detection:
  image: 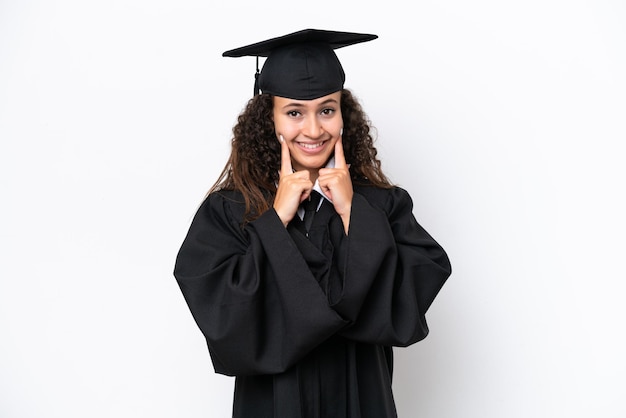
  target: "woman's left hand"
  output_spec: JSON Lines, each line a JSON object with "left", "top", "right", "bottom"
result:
{"left": 318, "top": 139, "right": 353, "bottom": 234}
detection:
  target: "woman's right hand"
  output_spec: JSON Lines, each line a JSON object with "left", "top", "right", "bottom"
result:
{"left": 273, "top": 135, "right": 313, "bottom": 227}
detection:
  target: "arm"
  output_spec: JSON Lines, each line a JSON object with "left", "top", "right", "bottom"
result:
{"left": 330, "top": 187, "right": 451, "bottom": 346}
{"left": 174, "top": 192, "right": 347, "bottom": 376}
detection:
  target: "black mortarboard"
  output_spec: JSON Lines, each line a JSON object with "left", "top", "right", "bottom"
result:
{"left": 222, "top": 29, "right": 378, "bottom": 100}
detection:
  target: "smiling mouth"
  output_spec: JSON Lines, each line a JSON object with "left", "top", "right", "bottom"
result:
{"left": 298, "top": 141, "right": 326, "bottom": 150}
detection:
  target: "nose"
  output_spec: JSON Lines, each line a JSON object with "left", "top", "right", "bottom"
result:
{"left": 301, "top": 114, "right": 323, "bottom": 139}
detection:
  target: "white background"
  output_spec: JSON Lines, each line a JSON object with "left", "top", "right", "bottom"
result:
{"left": 1, "top": 0, "right": 625, "bottom": 417}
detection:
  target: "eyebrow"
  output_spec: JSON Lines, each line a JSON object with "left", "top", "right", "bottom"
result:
{"left": 281, "top": 98, "right": 339, "bottom": 109}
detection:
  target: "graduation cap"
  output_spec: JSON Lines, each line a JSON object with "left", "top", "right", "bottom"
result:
{"left": 222, "top": 29, "right": 378, "bottom": 100}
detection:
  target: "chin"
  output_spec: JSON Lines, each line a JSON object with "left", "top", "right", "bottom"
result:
{"left": 297, "top": 154, "right": 333, "bottom": 170}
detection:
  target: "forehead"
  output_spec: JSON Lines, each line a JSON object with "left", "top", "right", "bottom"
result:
{"left": 273, "top": 91, "right": 342, "bottom": 108}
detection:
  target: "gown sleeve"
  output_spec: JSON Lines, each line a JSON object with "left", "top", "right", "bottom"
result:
{"left": 173, "top": 191, "right": 348, "bottom": 376}
{"left": 330, "top": 186, "right": 451, "bottom": 346}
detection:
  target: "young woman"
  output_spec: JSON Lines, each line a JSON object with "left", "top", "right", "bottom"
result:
{"left": 174, "top": 29, "right": 451, "bottom": 418}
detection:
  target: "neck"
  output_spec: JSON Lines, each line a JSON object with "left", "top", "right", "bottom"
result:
{"left": 307, "top": 168, "right": 320, "bottom": 185}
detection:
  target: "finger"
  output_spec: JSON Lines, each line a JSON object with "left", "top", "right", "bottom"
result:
{"left": 300, "top": 188, "right": 312, "bottom": 203}
{"left": 334, "top": 138, "right": 347, "bottom": 169}
{"left": 279, "top": 135, "right": 293, "bottom": 176}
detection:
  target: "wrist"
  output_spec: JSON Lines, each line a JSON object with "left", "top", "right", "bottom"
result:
{"left": 273, "top": 207, "right": 290, "bottom": 228}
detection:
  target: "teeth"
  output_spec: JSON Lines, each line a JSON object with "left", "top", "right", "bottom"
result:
{"left": 300, "top": 142, "right": 323, "bottom": 149}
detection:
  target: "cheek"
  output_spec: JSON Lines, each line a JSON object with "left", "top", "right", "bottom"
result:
{"left": 272, "top": 116, "right": 282, "bottom": 135}
{"left": 323, "top": 118, "right": 343, "bottom": 136}
{"left": 274, "top": 117, "right": 297, "bottom": 138}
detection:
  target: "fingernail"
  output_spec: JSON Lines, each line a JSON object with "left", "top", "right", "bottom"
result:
{"left": 340, "top": 128, "right": 343, "bottom": 136}
{"left": 279, "top": 135, "right": 284, "bottom": 143}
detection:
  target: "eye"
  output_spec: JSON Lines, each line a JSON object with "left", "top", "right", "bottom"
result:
{"left": 320, "top": 108, "right": 335, "bottom": 116}
{"left": 286, "top": 110, "right": 301, "bottom": 117}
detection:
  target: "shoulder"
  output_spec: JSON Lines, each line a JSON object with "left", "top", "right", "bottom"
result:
{"left": 353, "top": 185, "right": 414, "bottom": 215}
{"left": 195, "top": 189, "right": 247, "bottom": 226}
{"left": 206, "top": 189, "right": 245, "bottom": 207}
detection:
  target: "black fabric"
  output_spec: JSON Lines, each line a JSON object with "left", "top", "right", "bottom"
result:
{"left": 221, "top": 29, "right": 377, "bottom": 100}
{"left": 222, "top": 29, "right": 378, "bottom": 58}
{"left": 254, "top": 42, "right": 344, "bottom": 99}
{"left": 174, "top": 185, "right": 451, "bottom": 417}
{"left": 303, "top": 190, "right": 322, "bottom": 234}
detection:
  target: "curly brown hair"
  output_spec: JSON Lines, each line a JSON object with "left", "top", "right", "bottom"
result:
{"left": 209, "top": 89, "right": 392, "bottom": 222}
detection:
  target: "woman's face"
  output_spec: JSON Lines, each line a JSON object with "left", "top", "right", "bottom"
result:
{"left": 273, "top": 91, "right": 343, "bottom": 172}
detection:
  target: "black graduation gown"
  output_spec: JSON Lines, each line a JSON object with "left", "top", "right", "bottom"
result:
{"left": 174, "top": 185, "right": 451, "bottom": 418}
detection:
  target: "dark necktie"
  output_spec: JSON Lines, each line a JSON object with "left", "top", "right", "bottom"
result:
{"left": 302, "top": 190, "right": 322, "bottom": 234}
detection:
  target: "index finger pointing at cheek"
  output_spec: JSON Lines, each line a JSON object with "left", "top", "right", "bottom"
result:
{"left": 334, "top": 138, "right": 347, "bottom": 169}
{"left": 279, "top": 135, "right": 293, "bottom": 176}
